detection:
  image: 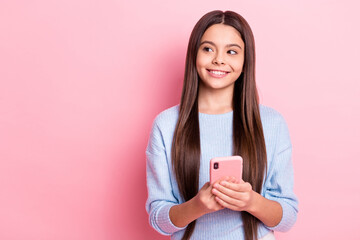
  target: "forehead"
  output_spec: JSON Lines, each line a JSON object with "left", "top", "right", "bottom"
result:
{"left": 201, "top": 24, "right": 244, "bottom": 46}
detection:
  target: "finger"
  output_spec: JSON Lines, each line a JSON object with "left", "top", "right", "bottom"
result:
{"left": 212, "top": 177, "right": 238, "bottom": 188}
{"left": 203, "top": 182, "right": 210, "bottom": 188}
{"left": 213, "top": 182, "right": 250, "bottom": 202}
{"left": 214, "top": 195, "right": 240, "bottom": 211}
{"left": 227, "top": 176, "right": 237, "bottom": 183}
{"left": 219, "top": 180, "right": 252, "bottom": 192}
{"left": 222, "top": 176, "right": 239, "bottom": 183}
{"left": 201, "top": 182, "right": 211, "bottom": 191}
{"left": 209, "top": 192, "right": 225, "bottom": 209}
{"left": 212, "top": 176, "right": 230, "bottom": 186}
{"left": 213, "top": 182, "right": 238, "bottom": 197}
{"left": 224, "top": 177, "right": 240, "bottom": 184}
{"left": 212, "top": 186, "right": 242, "bottom": 206}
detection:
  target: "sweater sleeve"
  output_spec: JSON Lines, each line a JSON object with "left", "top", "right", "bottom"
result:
{"left": 145, "top": 119, "right": 187, "bottom": 235}
{"left": 263, "top": 115, "right": 299, "bottom": 232}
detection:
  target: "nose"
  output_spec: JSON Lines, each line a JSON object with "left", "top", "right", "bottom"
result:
{"left": 212, "top": 52, "right": 225, "bottom": 65}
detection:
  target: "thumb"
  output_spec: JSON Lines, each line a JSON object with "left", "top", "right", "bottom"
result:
{"left": 201, "top": 182, "right": 210, "bottom": 190}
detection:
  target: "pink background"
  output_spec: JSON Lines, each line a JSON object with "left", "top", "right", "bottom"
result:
{"left": 1, "top": 0, "right": 359, "bottom": 239}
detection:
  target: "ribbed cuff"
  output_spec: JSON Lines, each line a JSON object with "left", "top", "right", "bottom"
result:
{"left": 265, "top": 199, "right": 296, "bottom": 232}
{"left": 156, "top": 204, "right": 188, "bottom": 234}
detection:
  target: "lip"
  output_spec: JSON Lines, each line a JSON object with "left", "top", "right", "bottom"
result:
{"left": 207, "top": 69, "right": 230, "bottom": 78}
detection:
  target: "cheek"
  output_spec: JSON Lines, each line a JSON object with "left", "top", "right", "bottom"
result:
{"left": 234, "top": 59, "right": 245, "bottom": 72}
{"left": 196, "top": 52, "right": 210, "bottom": 67}
{"left": 195, "top": 61, "right": 201, "bottom": 75}
{"left": 196, "top": 57, "right": 207, "bottom": 74}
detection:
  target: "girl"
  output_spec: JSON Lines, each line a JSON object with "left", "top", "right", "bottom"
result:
{"left": 145, "top": 10, "right": 298, "bottom": 240}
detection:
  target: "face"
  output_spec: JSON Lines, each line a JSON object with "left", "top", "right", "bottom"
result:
{"left": 196, "top": 24, "right": 245, "bottom": 92}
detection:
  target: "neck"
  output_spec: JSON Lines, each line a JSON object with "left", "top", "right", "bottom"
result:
{"left": 198, "top": 83, "right": 234, "bottom": 114}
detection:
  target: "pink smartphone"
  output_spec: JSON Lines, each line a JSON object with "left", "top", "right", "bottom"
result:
{"left": 210, "top": 156, "right": 243, "bottom": 184}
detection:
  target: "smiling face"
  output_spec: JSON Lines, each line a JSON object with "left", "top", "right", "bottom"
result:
{"left": 196, "top": 24, "right": 245, "bottom": 93}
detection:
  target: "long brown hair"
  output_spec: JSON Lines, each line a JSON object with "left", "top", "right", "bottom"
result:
{"left": 171, "top": 10, "right": 267, "bottom": 240}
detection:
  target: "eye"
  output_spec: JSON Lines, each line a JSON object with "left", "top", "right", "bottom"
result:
{"left": 228, "top": 50, "right": 237, "bottom": 55}
{"left": 203, "top": 47, "right": 213, "bottom": 52}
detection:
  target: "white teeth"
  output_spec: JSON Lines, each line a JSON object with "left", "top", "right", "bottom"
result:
{"left": 210, "top": 71, "right": 227, "bottom": 75}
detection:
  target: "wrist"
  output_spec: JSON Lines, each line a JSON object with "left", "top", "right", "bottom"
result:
{"left": 246, "top": 190, "right": 262, "bottom": 214}
{"left": 191, "top": 195, "right": 208, "bottom": 217}
{"left": 170, "top": 200, "right": 198, "bottom": 228}
{"left": 243, "top": 192, "right": 283, "bottom": 227}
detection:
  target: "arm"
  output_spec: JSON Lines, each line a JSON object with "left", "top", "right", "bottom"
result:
{"left": 262, "top": 144, "right": 299, "bottom": 232}
{"left": 212, "top": 179, "right": 282, "bottom": 227}
{"left": 145, "top": 120, "right": 223, "bottom": 234}
{"left": 212, "top": 115, "right": 298, "bottom": 231}
{"left": 169, "top": 182, "right": 224, "bottom": 228}
{"left": 262, "top": 115, "right": 299, "bottom": 231}
{"left": 145, "top": 120, "right": 186, "bottom": 235}
{"left": 249, "top": 191, "right": 283, "bottom": 227}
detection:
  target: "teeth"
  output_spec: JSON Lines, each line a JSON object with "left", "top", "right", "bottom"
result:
{"left": 211, "top": 71, "right": 227, "bottom": 75}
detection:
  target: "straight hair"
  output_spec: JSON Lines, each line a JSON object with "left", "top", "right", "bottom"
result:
{"left": 171, "top": 10, "right": 267, "bottom": 240}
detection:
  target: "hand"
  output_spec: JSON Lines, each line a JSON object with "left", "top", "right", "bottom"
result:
{"left": 211, "top": 176, "right": 256, "bottom": 212}
{"left": 169, "top": 182, "right": 224, "bottom": 228}
{"left": 194, "top": 182, "right": 224, "bottom": 215}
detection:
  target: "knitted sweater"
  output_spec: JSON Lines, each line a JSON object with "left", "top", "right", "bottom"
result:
{"left": 145, "top": 104, "right": 298, "bottom": 239}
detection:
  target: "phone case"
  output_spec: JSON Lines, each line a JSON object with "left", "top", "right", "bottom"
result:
{"left": 210, "top": 156, "right": 243, "bottom": 184}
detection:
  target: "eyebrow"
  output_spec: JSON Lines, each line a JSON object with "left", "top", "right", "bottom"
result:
{"left": 199, "top": 40, "right": 243, "bottom": 49}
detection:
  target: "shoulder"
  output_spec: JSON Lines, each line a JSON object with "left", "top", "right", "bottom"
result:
{"left": 259, "top": 104, "right": 287, "bottom": 128}
{"left": 259, "top": 104, "right": 292, "bottom": 150}
{"left": 147, "top": 105, "right": 179, "bottom": 151}
{"left": 152, "top": 104, "right": 179, "bottom": 127}
{"left": 150, "top": 104, "right": 180, "bottom": 138}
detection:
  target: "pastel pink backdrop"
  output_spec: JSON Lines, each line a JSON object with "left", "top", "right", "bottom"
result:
{"left": 0, "top": 0, "right": 359, "bottom": 239}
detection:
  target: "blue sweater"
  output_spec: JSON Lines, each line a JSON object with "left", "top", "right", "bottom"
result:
{"left": 145, "top": 104, "right": 298, "bottom": 239}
